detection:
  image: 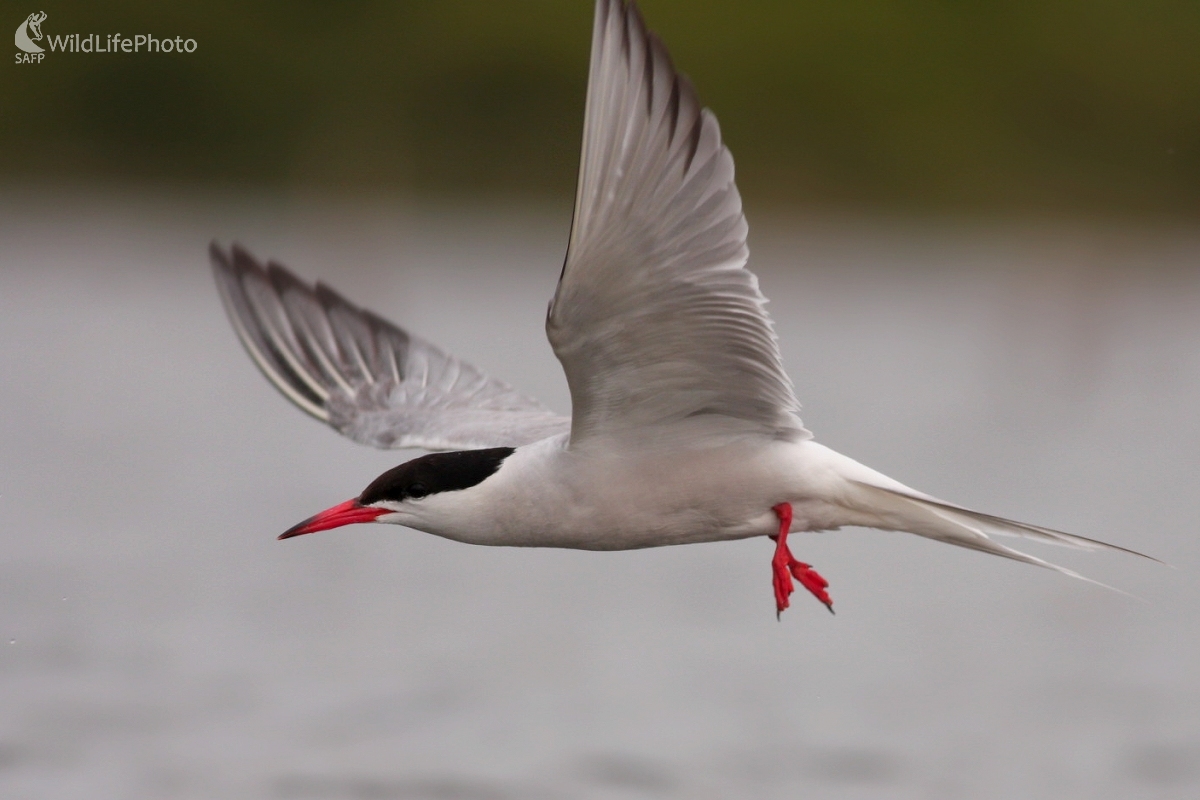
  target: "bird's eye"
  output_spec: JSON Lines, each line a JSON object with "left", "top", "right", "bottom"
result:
{"left": 407, "top": 483, "right": 429, "bottom": 499}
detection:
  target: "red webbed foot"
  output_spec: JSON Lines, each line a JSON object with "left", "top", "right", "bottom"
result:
{"left": 790, "top": 560, "right": 832, "bottom": 612}
{"left": 770, "top": 503, "right": 834, "bottom": 617}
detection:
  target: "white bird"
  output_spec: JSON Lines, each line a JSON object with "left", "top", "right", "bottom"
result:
{"left": 211, "top": 0, "right": 1152, "bottom": 616}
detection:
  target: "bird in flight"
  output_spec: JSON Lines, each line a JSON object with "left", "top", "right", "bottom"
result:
{"left": 211, "top": 0, "right": 1151, "bottom": 617}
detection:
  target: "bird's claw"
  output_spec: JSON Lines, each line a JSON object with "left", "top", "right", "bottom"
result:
{"left": 771, "top": 502, "right": 833, "bottom": 616}
{"left": 791, "top": 560, "right": 834, "bottom": 613}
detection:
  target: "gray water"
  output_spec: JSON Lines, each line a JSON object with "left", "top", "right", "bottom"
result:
{"left": 1, "top": 192, "right": 1197, "bottom": 799}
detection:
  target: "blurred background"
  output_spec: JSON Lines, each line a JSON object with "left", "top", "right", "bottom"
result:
{"left": 3, "top": 0, "right": 1199, "bottom": 215}
{"left": 1, "top": 1, "right": 1198, "bottom": 798}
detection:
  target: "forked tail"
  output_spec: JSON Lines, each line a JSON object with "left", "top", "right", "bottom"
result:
{"left": 849, "top": 479, "right": 1160, "bottom": 595}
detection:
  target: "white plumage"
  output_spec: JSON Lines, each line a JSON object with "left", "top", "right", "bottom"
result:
{"left": 212, "top": 0, "right": 1153, "bottom": 614}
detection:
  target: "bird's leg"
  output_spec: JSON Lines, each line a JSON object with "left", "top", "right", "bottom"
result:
{"left": 770, "top": 502, "right": 834, "bottom": 617}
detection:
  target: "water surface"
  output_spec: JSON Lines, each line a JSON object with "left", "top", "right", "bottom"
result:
{"left": 1, "top": 193, "right": 1196, "bottom": 799}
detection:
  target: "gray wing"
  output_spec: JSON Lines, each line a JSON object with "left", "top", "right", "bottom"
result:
{"left": 211, "top": 244, "right": 569, "bottom": 450}
{"left": 547, "top": 0, "right": 808, "bottom": 447}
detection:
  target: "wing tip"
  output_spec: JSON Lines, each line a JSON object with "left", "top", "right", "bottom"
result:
{"left": 208, "top": 242, "right": 333, "bottom": 423}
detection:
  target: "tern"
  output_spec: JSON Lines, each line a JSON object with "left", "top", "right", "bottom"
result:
{"left": 211, "top": 0, "right": 1151, "bottom": 616}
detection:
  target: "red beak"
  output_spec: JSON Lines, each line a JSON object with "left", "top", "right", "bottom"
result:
{"left": 279, "top": 499, "right": 389, "bottom": 540}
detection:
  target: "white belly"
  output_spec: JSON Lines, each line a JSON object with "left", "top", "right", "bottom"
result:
{"left": 411, "top": 436, "right": 862, "bottom": 551}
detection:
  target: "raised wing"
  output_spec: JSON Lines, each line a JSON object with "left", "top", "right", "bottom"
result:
{"left": 211, "top": 244, "right": 569, "bottom": 450}
{"left": 547, "top": 0, "right": 808, "bottom": 447}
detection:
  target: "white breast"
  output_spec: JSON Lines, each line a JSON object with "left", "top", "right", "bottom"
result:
{"left": 401, "top": 435, "right": 869, "bottom": 551}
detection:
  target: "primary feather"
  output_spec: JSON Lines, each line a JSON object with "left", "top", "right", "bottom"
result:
{"left": 211, "top": 243, "right": 569, "bottom": 451}
{"left": 548, "top": 0, "right": 807, "bottom": 447}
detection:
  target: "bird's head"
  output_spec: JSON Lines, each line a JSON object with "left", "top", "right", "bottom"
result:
{"left": 278, "top": 447, "right": 515, "bottom": 539}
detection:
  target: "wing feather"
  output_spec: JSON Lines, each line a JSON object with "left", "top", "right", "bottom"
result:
{"left": 211, "top": 243, "right": 569, "bottom": 450}
{"left": 548, "top": 0, "right": 807, "bottom": 448}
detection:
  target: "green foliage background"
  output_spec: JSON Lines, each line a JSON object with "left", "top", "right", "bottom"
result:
{"left": 4, "top": 1, "right": 1198, "bottom": 215}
